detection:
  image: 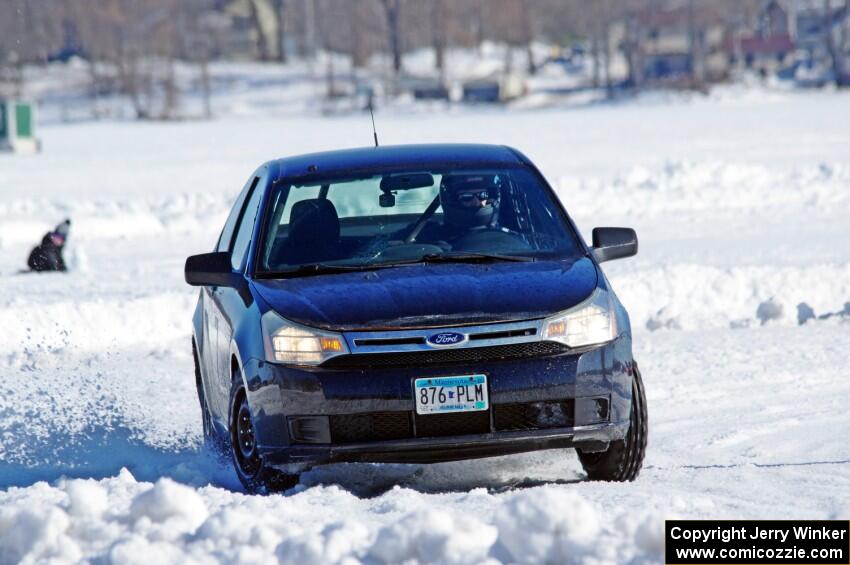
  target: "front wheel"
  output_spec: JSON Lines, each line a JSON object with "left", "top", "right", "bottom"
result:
{"left": 578, "top": 364, "right": 648, "bottom": 481}
{"left": 229, "top": 375, "right": 299, "bottom": 494}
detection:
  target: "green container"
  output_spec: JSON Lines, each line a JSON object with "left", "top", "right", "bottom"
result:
{"left": 0, "top": 99, "right": 38, "bottom": 152}
{"left": 15, "top": 103, "right": 32, "bottom": 138}
{"left": 0, "top": 101, "right": 7, "bottom": 140}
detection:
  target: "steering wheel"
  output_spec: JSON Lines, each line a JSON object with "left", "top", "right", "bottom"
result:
{"left": 450, "top": 227, "right": 532, "bottom": 253}
{"left": 405, "top": 195, "right": 441, "bottom": 244}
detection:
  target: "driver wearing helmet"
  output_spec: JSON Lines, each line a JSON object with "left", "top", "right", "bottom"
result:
{"left": 440, "top": 173, "right": 501, "bottom": 231}
{"left": 415, "top": 173, "right": 504, "bottom": 246}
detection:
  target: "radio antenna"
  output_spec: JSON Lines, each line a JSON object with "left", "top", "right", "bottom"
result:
{"left": 368, "top": 97, "right": 379, "bottom": 147}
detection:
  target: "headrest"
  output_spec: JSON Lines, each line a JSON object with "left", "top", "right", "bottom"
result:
{"left": 288, "top": 199, "right": 340, "bottom": 245}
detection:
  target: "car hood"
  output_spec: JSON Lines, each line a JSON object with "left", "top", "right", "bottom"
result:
{"left": 252, "top": 257, "right": 598, "bottom": 331}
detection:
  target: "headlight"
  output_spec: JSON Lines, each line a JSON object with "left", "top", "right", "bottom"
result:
{"left": 542, "top": 288, "right": 618, "bottom": 348}
{"left": 261, "top": 311, "right": 349, "bottom": 365}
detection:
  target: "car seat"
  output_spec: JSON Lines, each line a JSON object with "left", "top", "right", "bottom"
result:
{"left": 271, "top": 198, "right": 340, "bottom": 266}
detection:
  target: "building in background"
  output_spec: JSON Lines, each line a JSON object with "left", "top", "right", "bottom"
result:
{"left": 613, "top": 2, "right": 732, "bottom": 88}
{"left": 725, "top": 1, "right": 796, "bottom": 76}
{"left": 0, "top": 99, "right": 40, "bottom": 153}
{"left": 795, "top": 1, "right": 850, "bottom": 83}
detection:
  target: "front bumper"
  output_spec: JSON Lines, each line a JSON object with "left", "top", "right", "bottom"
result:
{"left": 262, "top": 423, "right": 627, "bottom": 470}
{"left": 242, "top": 335, "right": 635, "bottom": 471}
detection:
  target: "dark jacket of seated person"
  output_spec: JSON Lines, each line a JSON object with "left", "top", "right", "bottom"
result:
{"left": 28, "top": 219, "right": 71, "bottom": 272}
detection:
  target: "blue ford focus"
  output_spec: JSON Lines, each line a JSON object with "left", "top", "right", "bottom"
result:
{"left": 185, "top": 144, "right": 646, "bottom": 492}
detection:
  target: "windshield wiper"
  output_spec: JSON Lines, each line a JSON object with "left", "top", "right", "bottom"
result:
{"left": 425, "top": 252, "right": 534, "bottom": 263}
{"left": 255, "top": 253, "right": 534, "bottom": 279}
{"left": 255, "top": 263, "right": 394, "bottom": 279}
{"left": 382, "top": 253, "right": 535, "bottom": 266}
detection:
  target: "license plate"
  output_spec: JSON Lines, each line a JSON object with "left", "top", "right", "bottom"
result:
{"left": 414, "top": 375, "right": 488, "bottom": 415}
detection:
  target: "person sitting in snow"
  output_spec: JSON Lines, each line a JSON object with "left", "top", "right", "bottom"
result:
{"left": 27, "top": 219, "right": 71, "bottom": 272}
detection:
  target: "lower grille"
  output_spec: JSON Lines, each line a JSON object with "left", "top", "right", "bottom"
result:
{"left": 329, "top": 411, "right": 412, "bottom": 443}
{"left": 322, "top": 341, "right": 569, "bottom": 369}
{"left": 414, "top": 410, "right": 490, "bottom": 438}
{"left": 494, "top": 400, "right": 574, "bottom": 431}
{"left": 323, "top": 399, "right": 576, "bottom": 444}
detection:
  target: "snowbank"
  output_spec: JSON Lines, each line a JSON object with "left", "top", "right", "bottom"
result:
{"left": 0, "top": 191, "right": 230, "bottom": 247}
{"left": 4, "top": 160, "right": 847, "bottom": 335}
{"left": 558, "top": 160, "right": 850, "bottom": 219}
{"left": 0, "top": 471, "right": 665, "bottom": 564}
{"left": 618, "top": 262, "right": 850, "bottom": 331}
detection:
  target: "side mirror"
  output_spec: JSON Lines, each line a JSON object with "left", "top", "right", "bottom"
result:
{"left": 592, "top": 227, "right": 638, "bottom": 263}
{"left": 185, "top": 252, "right": 240, "bottom": 287}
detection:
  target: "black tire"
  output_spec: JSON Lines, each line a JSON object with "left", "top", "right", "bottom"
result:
{"left": 193, "top": 341, "right": 227, "bottom": 459}
{"left": 578, "top": 363, "right": 648, "bottom": 482}
{"left": 228, "top": 371, "right": 299, "bottom": 494}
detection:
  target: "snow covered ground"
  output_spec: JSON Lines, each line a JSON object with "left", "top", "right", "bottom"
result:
{"left": 1, "top": 86, "right": 849, "bottom": 563}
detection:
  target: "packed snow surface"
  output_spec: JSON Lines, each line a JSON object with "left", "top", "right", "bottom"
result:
{"left": 1, "top": 86, "right": 849, "bottom": 564}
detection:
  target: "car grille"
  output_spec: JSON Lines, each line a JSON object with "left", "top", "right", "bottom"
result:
{"left": 322, "top": 342, "right": 569, "bottom": 369}
{"left": 329, "top": 412, "right": 412, "bottom": 443}
{"left": 493, "top": 400, "right": 574, "bottom": 431}
{"left": 414, "top": 410, "right": 490, "bottom": 438}
{"left": 325, "top": 400, "right": 574, "bottom": 444}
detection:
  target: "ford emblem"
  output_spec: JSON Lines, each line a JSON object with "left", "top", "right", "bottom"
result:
{"left": 426, "top": 331, "right": 467, "bottom": 347}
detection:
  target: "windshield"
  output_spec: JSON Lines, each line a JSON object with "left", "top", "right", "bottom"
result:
{"left": 256, "top": 166, "right": 583, "bottom": 275}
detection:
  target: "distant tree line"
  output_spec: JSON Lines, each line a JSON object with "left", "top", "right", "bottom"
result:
{"left": 0, "top": 0, "right": 846, "bottom": 119}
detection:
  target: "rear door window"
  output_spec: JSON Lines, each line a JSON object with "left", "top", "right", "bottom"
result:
{"left": 217, "top": 182, "right": 251, "bottom": 252}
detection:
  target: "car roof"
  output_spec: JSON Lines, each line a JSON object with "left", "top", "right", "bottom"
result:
{"left": 271, "top": 144, "right": 530, "bottom": 180}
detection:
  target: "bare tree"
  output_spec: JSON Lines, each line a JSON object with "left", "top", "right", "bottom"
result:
{"left": 0, "top": 0, "right": 67, "bottom": 96}
{"left": 303, "top": 0, "right": 317, "bottom": 59}
{"left": 66, "top": 0, "right": 187, "bottom": 120}
{"left": 348, "top": 0, "right": 383, "bottom": 69}
{"left": 0, "top": 1, "right": 22, "bottom": 97}
{"left": 3, "top": 0, "right": 802, "bottom": 114}
{"left": 380, "top": 0, "right": 404, "bottom": 76}
{"left": 824, "top": 0, "right": 850, "bottom": 87}
{"left": 430, "top": 0, "right": 447, "bottom": 82}
{"left": 522, "top": 0, "right": 537, "bottom": 75}
{"left": 272, "top": 0, "right": 288, "bottom": 63}
{"left": 180, "top": 0, "right": 219, "bottom": 118}
{"left": 314, "top": 0, "right": 351, "bottom": 98}
{"left": 247, "top": 0, "right": 273, "bottom": 61}
{"left": 586, "top": 0, "right": 615, "bottom": 93}
{"left": 472, "top": 0, "right": 486, "bottom": 54}
{"left": 687, "top": 0, "right": 706, "bottom": 89}
{"left": 618, "top": 0, "right": 653, "bottom": 91}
